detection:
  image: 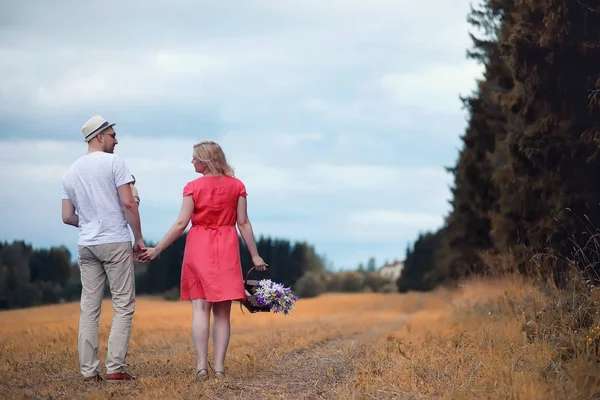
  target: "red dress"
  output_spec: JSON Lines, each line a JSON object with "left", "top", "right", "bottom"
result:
{"left": 180, "top": 175, "right": 247, "bottom": 302}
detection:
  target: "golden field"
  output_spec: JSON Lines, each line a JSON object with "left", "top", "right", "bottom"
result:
{"left": 1, "top": 276, "right": 599, "bottom": 399}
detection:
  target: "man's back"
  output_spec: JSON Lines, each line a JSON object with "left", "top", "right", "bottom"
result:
{"left": 65, "top": 115, "right": 141, "bottom": 382}
{"left": 61, "top": 152, "right": 133, "bottom": 246}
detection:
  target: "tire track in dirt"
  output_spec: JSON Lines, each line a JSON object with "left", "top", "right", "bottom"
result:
{"left": 212, "top": 318, "right": 407, "bottom": 400}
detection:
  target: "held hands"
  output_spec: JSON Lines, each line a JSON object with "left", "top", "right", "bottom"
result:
{"left": 136, "top": 247, "right": 160, "bottom": 263}
{"left": 252, "top": 255, "right": 268, "bottom": 271}
{"left": 133, "top": 238, "right": 146, "bottom": 263}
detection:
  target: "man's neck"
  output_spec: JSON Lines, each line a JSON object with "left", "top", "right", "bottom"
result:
{"left": 87, "top": 145, "right": 104, "bottom": 154}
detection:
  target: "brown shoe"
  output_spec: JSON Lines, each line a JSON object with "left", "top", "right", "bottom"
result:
{"left": 106, "top": 371, "right": 136, "bottom": 382}
{"left": 83, "top": 374, "right": 103, "bottom": 382}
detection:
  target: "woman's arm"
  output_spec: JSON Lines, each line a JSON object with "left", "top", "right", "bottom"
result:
{"left": 142, "top": 196, "right": 194, "bottom": 261}
{"left": 236, "top": 196, "right": 267, "bottom": 270}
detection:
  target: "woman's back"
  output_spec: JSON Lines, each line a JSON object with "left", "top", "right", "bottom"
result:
{"left": 183, "top": 175, "right": 248, "bottom": 227}
{"left": 137, "top": 139, "right": 266, "bottom": 381}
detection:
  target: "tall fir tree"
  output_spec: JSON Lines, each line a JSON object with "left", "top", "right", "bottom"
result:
{"left": 432, "top": 0, "right": 515, "bottom": 281}
{"left": 490, "top": 0, "right": 600, "bottom": 281}
{"left": 397, "top": 232, "right": 441, "bottom": 292}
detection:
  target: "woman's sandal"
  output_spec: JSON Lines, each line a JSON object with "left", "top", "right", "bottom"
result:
{"left": 208, "top": 362, "right": 226, "bottom": 379}
{"left": 214, "top": 371, "right": 226, "bottom": 379}
{"left": 196, "top": 368, "right": 209, "bottom": 381}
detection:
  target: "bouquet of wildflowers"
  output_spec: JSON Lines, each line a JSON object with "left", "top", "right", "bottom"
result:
{"left": 250, "top": 279, "right": 298, "bottom": 315}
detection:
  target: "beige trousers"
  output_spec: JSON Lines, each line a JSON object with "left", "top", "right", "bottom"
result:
{"left": 77, "top": 242, "right": 136, "bottom": 377}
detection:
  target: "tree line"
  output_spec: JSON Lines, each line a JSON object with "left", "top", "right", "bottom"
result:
{"left": 397, "top": 0, "right": 600, "bottom": 292}
{"left": 0, "top": 236, "right": 395, "bottom": 310}
{"left": 0, "top": 241, "right": 80, "bottom": 309}
{"left": 0, "top": 236, "right": 326, "bottom": 310}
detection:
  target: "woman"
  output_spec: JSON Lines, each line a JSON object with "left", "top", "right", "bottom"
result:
{"left": 130, "top": 174, "right": 140, "bottom": 205}
{"left": 139, "top": 140, "right": 267, "bottom": 380}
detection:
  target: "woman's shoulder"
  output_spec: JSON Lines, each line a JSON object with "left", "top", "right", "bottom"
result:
{"left": 229, "top": 176, "right": 247, "bottom": 196}
{"left": 186, "top": 175, "right": 244, "bottom": 186}
{"left": 183, "top": 175, "right": 246, "bottom": 196}
{"left": 228, "top": 175, "right": 245, "bottom": 184}
{"left": 210, "top": 175, "right": 246, "bottom": 195}
{"left": 182, "top": 177, "right": 204, "bottom": 196}
{"left": 185, "top": 177, "right": 204, "bottom": 186}
{"left": 204, "top": 175, "right": 244, "bottom": 185}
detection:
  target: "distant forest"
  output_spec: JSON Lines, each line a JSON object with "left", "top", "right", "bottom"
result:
{"left": 0, "top": 236, "right": 322, "bottom": 309}
{"left": 0, "top": 236, "right": 396, "bottom": 310}
{"left": 398, "top": 0, "right": 600, "bottom": 291}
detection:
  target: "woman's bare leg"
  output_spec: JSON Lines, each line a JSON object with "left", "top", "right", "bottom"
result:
{"left": 211, "top": 301, "right": 232, "bottom": 373}
{"left": 191, "top": 299, "right": 212, "bottom": 376}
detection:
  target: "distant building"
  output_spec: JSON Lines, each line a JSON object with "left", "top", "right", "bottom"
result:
{"left": 379, "top": 260, "right": 404, "bottom": 281}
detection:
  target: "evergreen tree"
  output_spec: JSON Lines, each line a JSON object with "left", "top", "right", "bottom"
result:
{"left": 396, "top": 232, "right": 441, "bottom": 292}
{"left": 432, "top": 0, "right": 515, "bottom": 282}
{"left": 490, "top": 0, "right": 600, "bottom": 281}
{"left": 142, "top": 235, "right": 187, "bottom": 293}
{"left": 366, "top": 257, "right": 377, "bottom": 272}
{"left": 29, "top": 246, "right": 72, "bottom": 285}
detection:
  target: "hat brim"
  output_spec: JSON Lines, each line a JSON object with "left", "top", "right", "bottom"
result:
{"left": 84, "top": 122, "right": 116, "bottom": 142}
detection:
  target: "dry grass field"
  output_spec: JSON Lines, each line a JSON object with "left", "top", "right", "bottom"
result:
{"left": 1, "top": 275, "right": 599, "bottom": 399}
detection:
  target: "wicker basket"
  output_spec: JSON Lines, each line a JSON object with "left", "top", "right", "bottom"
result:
{"left": 240, "top": 266, "right": 271, "bottom": 314}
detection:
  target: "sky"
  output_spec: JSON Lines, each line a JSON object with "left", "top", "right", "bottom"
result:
{"left": 0, "top": 0, "right": 484, "bottom": 270}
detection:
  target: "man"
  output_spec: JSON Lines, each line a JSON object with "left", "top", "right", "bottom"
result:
{"left": 61, "top": 115, "right": 144, "bottom": 382}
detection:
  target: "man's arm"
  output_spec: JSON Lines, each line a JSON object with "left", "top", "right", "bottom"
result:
{"left": 113, "top": 155, "right": 144, "bottom": 255}
{"left": 61, "top": 199, "right": 79, "bottom": 227}
{"left": 117, "top": 184, "right": 143, "bottom": 241}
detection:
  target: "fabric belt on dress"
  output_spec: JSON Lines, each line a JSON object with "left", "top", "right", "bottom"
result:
{"left": 192, "top": 224, "right": 230, "bottom": 229}
{"left": 193, "top": 225, "right": 230, "bottom": 270}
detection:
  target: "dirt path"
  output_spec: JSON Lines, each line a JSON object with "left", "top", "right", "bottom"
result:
{"left": 212, "top": 318, "right": 407, "bottom": 400}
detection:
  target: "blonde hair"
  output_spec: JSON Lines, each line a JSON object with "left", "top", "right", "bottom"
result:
{"left": 193, "top": 140, "right": 235, "bottom": 176}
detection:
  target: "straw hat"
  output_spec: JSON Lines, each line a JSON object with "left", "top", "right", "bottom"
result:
{"left": 81, "top": 115, "right": 116, "bottom": 142}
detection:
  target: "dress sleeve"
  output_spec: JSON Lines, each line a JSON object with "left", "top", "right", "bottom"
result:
{"left": 238, "top": 180, "right": 248, "bottom": 197}
{"left": 183, "top": 181, "right": 194, "bottom": 196}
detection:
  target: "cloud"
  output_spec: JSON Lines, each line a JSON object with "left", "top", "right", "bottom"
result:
{"left": 379, "top": 61, "right": 484, "bottom": 114}
{"left": 34, "top": 51, "right": 226, "bottom": 109}
{"left": 0, "top": 0, "right": 478, "bottom": 119}
{"left": 350, "top": 210, "right": 443, "bottom": 229}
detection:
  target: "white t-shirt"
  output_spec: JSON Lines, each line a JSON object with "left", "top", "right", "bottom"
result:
{"left": 61, "top": 152, "right": 134, "bottom": 246}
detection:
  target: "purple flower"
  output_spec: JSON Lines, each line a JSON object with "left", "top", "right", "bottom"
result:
{"left": 256, "top": 295, "right": 267, "bottom": 306}
{"left": 253, "top": 278, "right": 298, "bottom": 315}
